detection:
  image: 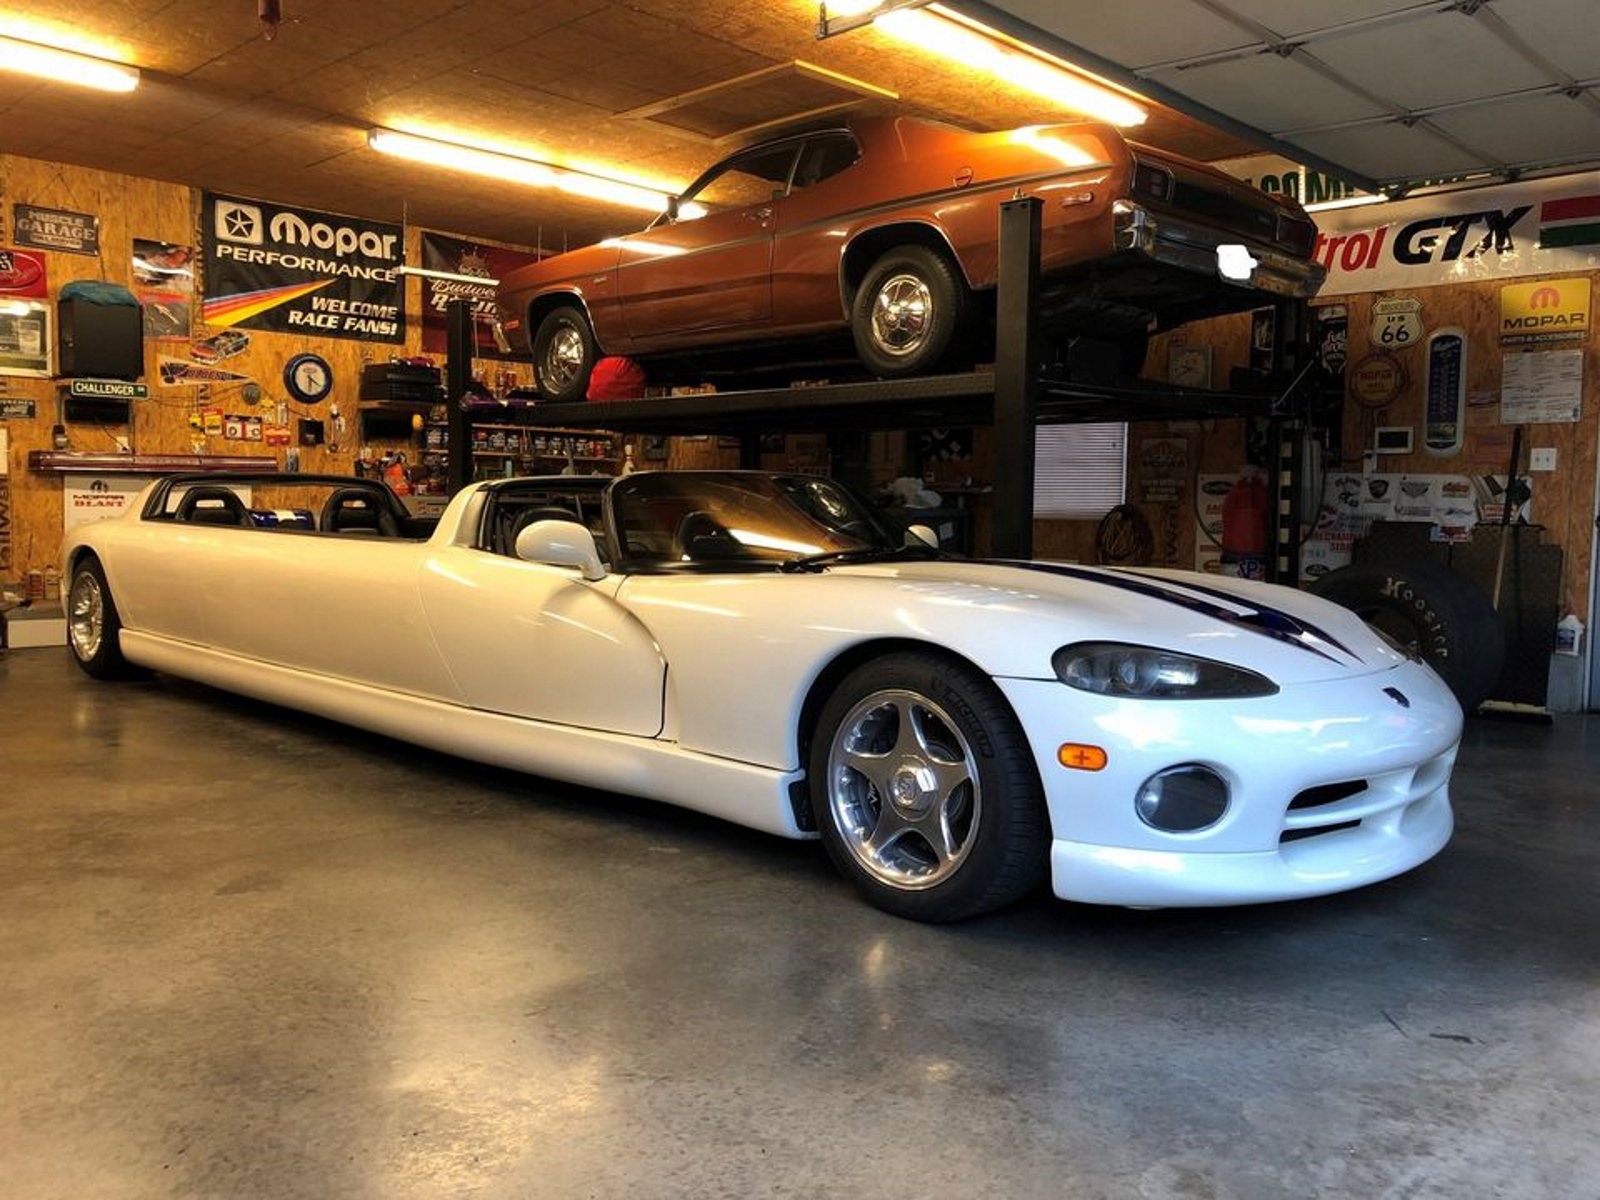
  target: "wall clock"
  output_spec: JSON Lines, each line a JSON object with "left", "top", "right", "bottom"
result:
{"left": 284, "top": 353, "right": 333, "bottom": 403}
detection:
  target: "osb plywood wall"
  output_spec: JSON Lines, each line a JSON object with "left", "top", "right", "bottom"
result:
{"left": 0, "top": 152, "right": 535, "bottom": 580}
{"left": 1138, "top": 277, "right": 1597, "bottom": 623}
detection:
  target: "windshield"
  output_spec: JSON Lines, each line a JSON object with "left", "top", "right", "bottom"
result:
{"left": 608, "top": 472, "right": 906, "bottom": 567}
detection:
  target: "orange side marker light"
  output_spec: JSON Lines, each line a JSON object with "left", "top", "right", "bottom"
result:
{"left": 1058, "top": 743, "right": 1108, "bottom": 771}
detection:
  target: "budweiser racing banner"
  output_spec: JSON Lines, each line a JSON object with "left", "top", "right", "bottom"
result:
{"left": 418, "top": 232, "right": 540, "bottom": 359}
{"left": 1311, "top": 171, "right": 1600, "bottom": 297}
{"left": 201, "top": 193, "right": 404, "bottom": 343}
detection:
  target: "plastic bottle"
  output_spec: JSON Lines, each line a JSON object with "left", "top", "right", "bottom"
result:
{"left": 1554, "top": 613, "right": 1583, "bottom": 657}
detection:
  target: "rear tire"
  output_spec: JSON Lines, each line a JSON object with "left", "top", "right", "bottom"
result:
{"left": 809, "top": 651, "right": 1048, "bottom": 921}
{"left": 67, "top": 556, "right": 141, "bottom": 680}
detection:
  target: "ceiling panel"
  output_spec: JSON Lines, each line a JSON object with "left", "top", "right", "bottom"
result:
{"left": 971, "top": 0, "right": 1600, "bottom": 192}
{"left": 4, "top": 0, "right": 1596, "bottom": 259}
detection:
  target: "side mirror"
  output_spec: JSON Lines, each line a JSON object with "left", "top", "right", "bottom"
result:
{"left": 905, "top": 524, "right": 939, "bottom": 549}
{"left": 514, "top": 520, "right": 607, "bottom": 581}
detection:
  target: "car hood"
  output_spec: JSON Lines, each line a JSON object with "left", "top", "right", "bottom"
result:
{"left": 832, "top": 559, "right": 1409, "bottom": 687}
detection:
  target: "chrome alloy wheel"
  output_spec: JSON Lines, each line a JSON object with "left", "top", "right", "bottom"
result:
{"left": 825, "top": 687, "right": 982, "bottom": 890}
{"left": 541, "top": 322, "right": 587, "bottom": 393}
{"left": 867, "top": 272, "right": 934, "bottom": 359}
{"left": 68, "top": 568, "right": 105, "bottom": 663}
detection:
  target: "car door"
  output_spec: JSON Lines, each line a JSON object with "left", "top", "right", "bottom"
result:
{"left": 616, "top": 141, "right": 801, "bottom": 345}
{"left": 417, "top": 547, "right": 665, "bottom": 737}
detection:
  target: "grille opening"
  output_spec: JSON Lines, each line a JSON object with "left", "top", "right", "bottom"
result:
{"left": 1281, "top": 819, "right": 1362, "bottom": 844}
{"left": 1288, "top": 780, "right": 1367, "bottom": 811}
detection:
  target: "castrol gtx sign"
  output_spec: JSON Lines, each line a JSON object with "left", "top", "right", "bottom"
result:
{"left": 1311, "top": 172, "right": 1600, "bottom": 296}
{"left": 201, "top": 193, "right": 404, "bottom": 343}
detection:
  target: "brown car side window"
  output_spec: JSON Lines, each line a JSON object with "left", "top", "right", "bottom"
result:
{"left": 793, "top": 133, "right": 859, "bottom": 190}
{"left": 684, "top": 144, "right": 801, "bottom": 215}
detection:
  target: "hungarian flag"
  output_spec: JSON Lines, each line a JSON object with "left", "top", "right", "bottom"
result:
{"left": 1539, "top": 194, "right": 1600, "bottom": 249}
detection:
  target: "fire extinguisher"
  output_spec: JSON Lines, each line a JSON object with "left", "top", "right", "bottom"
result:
{"left": 1220, "top": 466, "right": 1268, "bottom": 577}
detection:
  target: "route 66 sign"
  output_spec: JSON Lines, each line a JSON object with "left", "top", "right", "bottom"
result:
{"left": 1371, "top": 297, "right": 1424, "bottom": 349}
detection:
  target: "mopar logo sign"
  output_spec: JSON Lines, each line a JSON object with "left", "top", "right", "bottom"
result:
{"left": 214, "top": 201, "right": 264, "bottom": 245}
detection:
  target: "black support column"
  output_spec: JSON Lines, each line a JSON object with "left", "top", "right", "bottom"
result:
{"left": 445, "top": 299, "right": 473, "bottom": 495}
{"left": 992, "top": 198, "right": 1040, "bottom": 560}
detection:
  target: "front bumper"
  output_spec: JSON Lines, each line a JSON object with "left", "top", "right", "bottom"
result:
{"left": 1114, "top": 202, "right": 1327, "bottom": 299}
{"left": 996, "top": 659, "right": 1462, "bottom": 907}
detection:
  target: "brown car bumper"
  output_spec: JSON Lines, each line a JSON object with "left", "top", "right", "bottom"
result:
{"left": 1114, "top": 201, "right": 1327, "bottom": 299}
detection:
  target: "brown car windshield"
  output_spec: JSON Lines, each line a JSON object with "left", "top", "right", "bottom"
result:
{"left": 609, "top": 472, "right": 912, "bottom": 569}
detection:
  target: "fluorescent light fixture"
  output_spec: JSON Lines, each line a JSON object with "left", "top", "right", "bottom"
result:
{"left": 820, "top": 3, "right": 1145, "bottom": 127}
{"left": 0, "top": 33, "right": 139, "bottom": 92}
{"left": 395, "top": 265, "right": 500, "bottom": 286}
{"left": 367, "top": 128, "right": 674, "bottom": 213}
{"left": 1303, "top": 193, "right": 1387, "bottom": 213}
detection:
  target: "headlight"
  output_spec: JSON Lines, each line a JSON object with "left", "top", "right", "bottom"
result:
{"left": 1052, "top": 642, "right": 1278, "bottom": 699}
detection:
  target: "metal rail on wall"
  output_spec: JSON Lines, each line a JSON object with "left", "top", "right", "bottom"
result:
{"left": 453, "top": 204, "right": 1314, "bottom": 574}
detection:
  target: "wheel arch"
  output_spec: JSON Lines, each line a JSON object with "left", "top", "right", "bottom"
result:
{"left": 792, "top": 635, "right": 1041, "bottom": 826}
{"left": 524, "top": 290, "right": 605, "bottom": 354}
{"left": 839, "top": 222, "right": 971, "bottom": 316}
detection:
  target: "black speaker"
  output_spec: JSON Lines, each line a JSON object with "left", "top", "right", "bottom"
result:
{"left": 58, "top": 299, "right": 144, "bottom": 380}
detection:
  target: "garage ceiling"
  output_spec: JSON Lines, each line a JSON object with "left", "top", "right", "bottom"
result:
{"left": 1, "top": 1, "right": 1595, "bottom": 257}
{"left": 973, "top": 0, "right": 1600, "bottom": 195}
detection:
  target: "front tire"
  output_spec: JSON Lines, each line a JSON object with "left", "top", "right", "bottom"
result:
{"left": 850, "top": 245, "right": 965, "bottom": 377}
{"left": 809, "top": 651, "right": 1048, "bottom": 921}
{"left": 532, "top": 304, "right": 597, "bottom": 403}
{"left": 67, "top": 556, "right": 140, "bottom": 680}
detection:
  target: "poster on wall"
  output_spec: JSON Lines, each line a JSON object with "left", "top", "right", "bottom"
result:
{"left": 0, "top": 246, "right": 52, "bottom": 377}
{"left": 63, "top": 477, "right": 152, "bottom": 531}
{"left": 0, "top": 300, "right": 50, "bottom": 378}
{"left": 1501, "top": 348, "right": 1583, "bottom": 424}
{"left": 1309, "top": 171, "right": 1600, "bottom": 295}
{"left": 201, "top": 193, "right": 404, "bottom": 343}
{"left": 418, "top": 232, "right": 539, "bottom": 358}
{"left": 12, "top": 204, "right": 100, "bottom": 256}
{"left": 132, "top": 240, "right": 194, "bottom": 341}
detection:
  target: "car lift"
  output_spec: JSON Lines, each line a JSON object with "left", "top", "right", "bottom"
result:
{"left": 443, "top": 199, "right": 1319, "bottom": 582}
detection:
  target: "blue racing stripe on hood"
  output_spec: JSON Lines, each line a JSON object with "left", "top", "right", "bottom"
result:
{"left": 983, "top": 560, "right": 1361, "bottom": 665}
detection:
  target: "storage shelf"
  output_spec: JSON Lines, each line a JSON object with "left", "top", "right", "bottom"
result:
{"left": 28, "top": 451, "right": 278, "bottom": 475}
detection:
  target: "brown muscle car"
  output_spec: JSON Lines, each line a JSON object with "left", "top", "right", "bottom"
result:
{"left": 495, "top": 115, "right": 1325, "bottom": 402}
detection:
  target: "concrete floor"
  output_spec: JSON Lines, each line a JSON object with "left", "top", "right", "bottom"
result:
{"left": 2, "top": 647, "right": 1596, "bottom": 1200}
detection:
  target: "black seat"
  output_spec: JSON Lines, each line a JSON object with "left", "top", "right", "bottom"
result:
{"left": 673, "top": 510, "right": 742, "bottom": 561}
{"left": 320, "top": 488, "right": 400, "bottom": 536}
{"left": 176, "top": 486, "right": 251, "bottom": 527}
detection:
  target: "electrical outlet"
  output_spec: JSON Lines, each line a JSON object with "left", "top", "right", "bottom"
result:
{"left": 1530, "top": 447, "right": 1558, "bottom": 472}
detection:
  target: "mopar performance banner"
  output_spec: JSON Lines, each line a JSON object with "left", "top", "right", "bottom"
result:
{"left": 202, "top": 193, "right": 403, "bottom": 343}
{"left": 418, "top": 232, "right": 540, "bottom": 358}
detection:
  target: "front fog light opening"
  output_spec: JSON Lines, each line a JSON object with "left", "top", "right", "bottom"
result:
{"left": 1135, "top": 765, "right": 1230, "bottom": 833}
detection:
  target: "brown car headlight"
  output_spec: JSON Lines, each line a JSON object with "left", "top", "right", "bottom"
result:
{"left": 1053, "top": 642, "right": 1278, "bottom": 699}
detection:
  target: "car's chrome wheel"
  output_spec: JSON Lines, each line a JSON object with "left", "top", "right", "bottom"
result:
{"left": 867, "top": 273, "right": 935, "bottom": 360}
{"left": 65, "top": 556, "right": 138, "bottom": 680}
{"left": 68, "top": 568, "right": 105, "bottom": 663}
{"left": 850, "top": 245, "right": 966, "bottom": 378}
{"left": 826, "top": 687, "right": 981, "bottom": 890}
{"left": 532, "top": 304, "right": 597, "bottom": 403}
{"left": 809, "top": 651, "right": 1047, "bottom": 921}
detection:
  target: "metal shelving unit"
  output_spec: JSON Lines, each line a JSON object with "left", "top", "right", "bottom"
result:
{"left": 446, "top": 201, "right": 1311, "bottom": 575}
